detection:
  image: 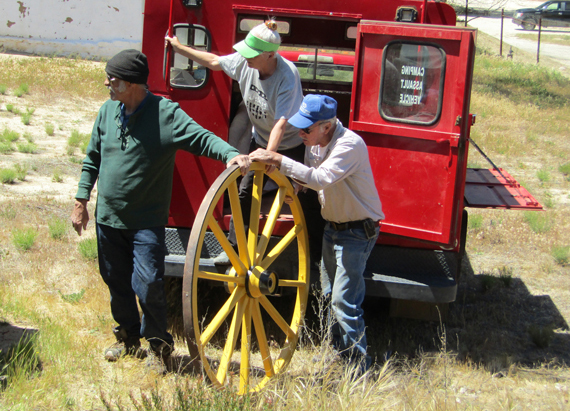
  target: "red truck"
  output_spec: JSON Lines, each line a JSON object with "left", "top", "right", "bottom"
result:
{"left": 142, "top": 0, "right": 541, "bottom": 393}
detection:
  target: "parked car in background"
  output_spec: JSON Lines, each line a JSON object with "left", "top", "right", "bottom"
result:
{"left": 512, "top": 0, "right": 570, "bottom": 30}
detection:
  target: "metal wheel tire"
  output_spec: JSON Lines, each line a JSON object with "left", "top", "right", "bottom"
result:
{"left": 521, "top": 19, "right": 536, "bottom": 30}
{"left": 182, "top": 162, "right": 310, "bottom": 394}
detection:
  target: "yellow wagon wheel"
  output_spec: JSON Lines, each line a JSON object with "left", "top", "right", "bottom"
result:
{"left": 182, "top": 162, "right": 310, "bottom": 394}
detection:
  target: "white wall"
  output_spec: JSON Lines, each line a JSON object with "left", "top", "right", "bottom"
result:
{"left": 0, "top": 0, "right": 144, "bottom": 59}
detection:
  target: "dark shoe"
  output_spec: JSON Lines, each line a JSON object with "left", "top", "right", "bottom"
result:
{"left": 150, "top": 341, "right": 174, "bottom": 361}
{"left": 146, "top": 342, "right": 175, "bottom": 374}
{"left": 104, "top": 327, "right": 146, "bottom": 362}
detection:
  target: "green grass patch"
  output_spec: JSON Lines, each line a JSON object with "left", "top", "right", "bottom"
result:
{"left": 17, "top": 142, "right": 38, "bottom": 154}
{"left": 468, "top": 213, "right": 484, "bottom": 230}
{"left": 78, "top": 237, "right": 98, "bottom": 260}
{"left": 537, "top": 168, "right": 550, "bottom": 183}
{"left": 20, "top": 108, "right": 34, "bottom": 126}
{"left": 12, "top": 227, "right": 39, "bottom": 251}
{"left": 52, "top": 169, "right": 63, "bottom": 183}
{"left": 0, "top": 142, "right": 14, "bottom": 154}
{"left": 0, "top": 168, "right": 17, "bottom": 184}
{"left": 559, "top": 162, "right": 570, "bottom": 178}
{"left": 5, "top": 103, "right": 14, "bottom": 112}
{"left": 48, "top": 217, "right": 68, "bottom": 240}
{"left": 524, "top": 211, "right": 552, "bottom": 233}
{"left": 0, "top": 84, "right": 7, "bottom": 95}
{"left": 58, "top": 289, "right": 85, "bottom": 304}
{"left": 473, "top": 54, "right": 570, "bottom": 109}
{"left": 515, "top": 33, "right": 570, "bottom": 46}
{"left": 0, "top": 333, "right": 42, "bottom": 383}
{"left": 13, "top": 163, "right": 28, "bottom": 181}
{"left": 552, "top": 245, "right": 570, "bottom": 265}
{"left": 45, "top": 123, "right": 55, "bottom": 136}
{"left": 0, "top": 56, "right": 107, "bottom": 101}
{"left": 1, "top": 128, "right": 20, "bottom": 143}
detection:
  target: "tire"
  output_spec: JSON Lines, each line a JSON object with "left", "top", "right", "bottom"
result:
{"left": 182, "top": 163, "right": 310, "bottom": 394}
{"left": 521, "top": 18, "right": 536, "bottom": 30}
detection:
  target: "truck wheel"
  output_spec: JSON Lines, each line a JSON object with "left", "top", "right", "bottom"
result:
{"left": 182, "top": 162, "right": 310, "bottom": 394}
{"left": 521, "top": 18, "right": 536, "bottom": 30}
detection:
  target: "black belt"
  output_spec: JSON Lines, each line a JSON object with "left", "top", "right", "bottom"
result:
{"left": 328, "top": 219, "right": 379, "bottom": 231}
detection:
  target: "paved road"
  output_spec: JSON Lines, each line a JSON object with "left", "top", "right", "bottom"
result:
{"left": 468, "top": 15, "right": 570, "bottom": 72}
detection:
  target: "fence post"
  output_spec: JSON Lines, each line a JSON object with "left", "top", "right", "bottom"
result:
{"left": 500, "top": 9, "right": 504, "bottom": 57}
{"left": 537, "top": 17, "right": 542, "bottom": 64}
{"left": 465, "top": 0, "right": 468, "bottom": 27}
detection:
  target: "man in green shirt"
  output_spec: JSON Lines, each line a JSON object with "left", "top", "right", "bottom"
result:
{"left": 70, "top": 49, "right": 250, "bottom": 366}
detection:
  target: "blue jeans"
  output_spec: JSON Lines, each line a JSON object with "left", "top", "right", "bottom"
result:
{"left": 96, "top": 223, "right": 173, "bottom": 348}
{"left": 320, "top": 223, "right": 379, "bottom": 368}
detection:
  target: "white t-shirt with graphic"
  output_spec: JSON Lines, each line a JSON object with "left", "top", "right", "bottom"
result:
{"left": 218, "top": 52, "right": 303, "bottom": 150}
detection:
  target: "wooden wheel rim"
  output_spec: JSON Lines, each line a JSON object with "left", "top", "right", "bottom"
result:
{"left": 182, "top": 163, "right": 310, "bottom": 394}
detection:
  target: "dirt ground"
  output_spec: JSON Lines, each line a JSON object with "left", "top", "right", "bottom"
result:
{"left": 1, "top": 47, "right": 570, "bottom": 381}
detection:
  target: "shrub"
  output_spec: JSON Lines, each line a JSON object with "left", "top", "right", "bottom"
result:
{"left": 552, "top": 245, "right": 570, "bottom": 265}
{"left": 52, "top": 170, "right": 63, "bottom": 183}
{"left": 13, "top": 163, "right": 28, "bottom": 181}
{"left": 17, "top": 142, "right": 38, "bottom": 154}
{"left": 5, "top": 103, "right": 14, "bottom": 112}
{"left": 78, "top": 237, "right": 98, "bottom": 260}
{"left": 48, "top": 217, "right": 68, "bottom": 240}
{"left": 12, "top": 227, "right": 38, "bottom": 251}
{"left": 45, "top": 123, "right": 55, "bottom": 136}
{"left": 524, "top": 211, "right": 552, "bottom": 233}
{"left": 20, "top": 108, "right": 35, "bottom": 125}
{"left": 0, "top": 84, "right": 7, "bottom": 95}
{"left": 2, "top": 128, "right": 20, "bottom": 142}
{"left": 0, "top": 142, "right": 14, "bottom": 154}
{"left": 537, "top": 169, "right": 550, "bottom": 183}
{"left": 0, "top": 168, "right": 17, "bottom": 184}
{"left": 558, "top": 162, "right": 570, "bottom": 176}
{"left": 13, "top": 83, "right": 29, "bottom": 97}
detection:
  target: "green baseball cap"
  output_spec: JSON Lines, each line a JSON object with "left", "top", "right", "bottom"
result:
{"left": 233, "top": 32, "right": 280, "bottom": 59}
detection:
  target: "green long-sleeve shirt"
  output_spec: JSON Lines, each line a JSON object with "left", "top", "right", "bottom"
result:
{"left": 76, "top": 93, "right": 239, "bottom": 229}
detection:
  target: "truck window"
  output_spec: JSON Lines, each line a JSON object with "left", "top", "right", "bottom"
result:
{"left": 379, "top": 41, "right": 445, "bottom": 126}
{"left": 281, "top": 47, "right": 355, "bottom": 85}
{"left": 238, "top": 18, "right": 290, "bottom": 34}
{"left": 170, "top": 25, "right": 211, "bottom": 89}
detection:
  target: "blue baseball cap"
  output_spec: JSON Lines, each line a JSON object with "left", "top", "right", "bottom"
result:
{"left": 288, "top": 95, "right": 338, "bottom": 129}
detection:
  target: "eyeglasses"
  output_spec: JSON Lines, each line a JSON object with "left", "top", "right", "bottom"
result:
{"left": 300, "top": 122, "right": 321, "bottom": 135}
{"left": 106, "top": 74, "right": 117, "bottom": 82}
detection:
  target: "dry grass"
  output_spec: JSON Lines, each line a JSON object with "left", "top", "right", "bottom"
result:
{"left": 1, "top": 32, "right": 570, "bottom": 409}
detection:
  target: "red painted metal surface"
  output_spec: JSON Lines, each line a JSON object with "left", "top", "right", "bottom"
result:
{"left": 350, "top": 22, "right": 476, "bottom": 247}
{"left": 142, "top": 0, "right": 458, "bottom": 230}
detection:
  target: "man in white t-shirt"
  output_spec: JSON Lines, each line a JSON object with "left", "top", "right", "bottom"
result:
{"left": 166, "top": 22, "right": 325, "bottom": 265}
{"left": 250, "top": 94, "right": 384, "bottom": 371}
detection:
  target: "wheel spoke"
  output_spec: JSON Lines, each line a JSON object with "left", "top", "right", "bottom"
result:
{"left": 227, "top": 180, "right": 250, "bottom": 268}
{"left": 200, "top": 287, "right": 245, "bottom": 346}
{"left": 197, "top": 270, "right": 245, "bottom": 285}
{"left": 248, "top": 170, "right": 264, "bottom": 263}
{"left": 257, "top": 224, "right": 304, "bottom": 271}
{"left": 259, "top": 295, "right": 296, "bottom": 340}
{"left": 239, "top": 299, "right": 252, "bottom": 394}
{"left": 185, "top": 165, "right": 309, "bottom": 393}
{"left": 251, "top": 299, "right": 274, "bottom": 377}
{"left": 217, "top": 295, "right": 247, "bottom": 384}
{"left": 255, "top": 186, "right": 286, "bottom": 265}
{"left": 277, "top": 279, "right": 306, "bottom": 288}
{"left": 208, "top": 215, "right": 246, "bottom": 274}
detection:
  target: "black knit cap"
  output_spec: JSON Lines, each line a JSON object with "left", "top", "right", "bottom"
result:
{"left": 106, "top": 49, "right": 149, "bottom": 84}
